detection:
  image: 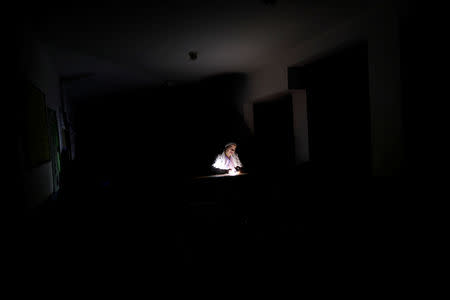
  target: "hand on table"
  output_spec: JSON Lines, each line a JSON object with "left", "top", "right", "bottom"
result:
{"left": 228, "top": 168, "right": 240, "bottom": 175}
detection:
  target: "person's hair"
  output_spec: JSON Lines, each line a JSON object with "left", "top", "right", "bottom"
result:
{"left": 225, "top": 142, "right": 237, "bottom": 149}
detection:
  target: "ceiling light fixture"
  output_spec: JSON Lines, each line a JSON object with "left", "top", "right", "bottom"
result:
{"left": 188, "top": 51, "right": 198, "bottom": 61}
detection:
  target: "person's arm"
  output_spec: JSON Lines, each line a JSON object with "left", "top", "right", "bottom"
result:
{"left": 211, "top": 166, "right": 229, "bottom": 175}
{"left": 211, "top": 154, "right": 229, "bottom": 174}
{"left": 233, "top": 154, "right": 243, "bottom": 173}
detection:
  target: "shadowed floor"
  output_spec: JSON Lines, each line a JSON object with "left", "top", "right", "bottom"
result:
{"left": 13, "top": 161, "right": 421, "bottom": 272}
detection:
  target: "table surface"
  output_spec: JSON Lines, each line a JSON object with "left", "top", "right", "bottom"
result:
{"left": 192, "top": 173, "right": 248, "bottom": 180}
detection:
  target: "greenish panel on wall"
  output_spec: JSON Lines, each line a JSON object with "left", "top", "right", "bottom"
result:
{"left": 24, "top": 83, "right": 50, "bottom": 168}
{"left": 47, "top": 107, "right": 61, "bottom": 191}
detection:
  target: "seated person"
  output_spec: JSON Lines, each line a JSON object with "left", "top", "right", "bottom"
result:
{"left": 212, "top": 142, "right": 243, "bottom": 175}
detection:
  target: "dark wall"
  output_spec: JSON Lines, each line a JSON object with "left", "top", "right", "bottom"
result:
{"left": 168, "top": 73, "right": 254, "bottom": 176}
{"left": 253, "top": 94, "right": 295, "bottom": 172}
{"left": 398, "top": 0, "right": 436, "bottom": 177}
{"left": 72, "top": 73, "right": 253, "bottom": 188}
{"left": 289, "top": 41, "right": 371, "bottom": 177}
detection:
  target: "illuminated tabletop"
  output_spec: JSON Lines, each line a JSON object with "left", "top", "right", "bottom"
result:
{"left": 192, "top": 173, "right": 248, "bottom": 180}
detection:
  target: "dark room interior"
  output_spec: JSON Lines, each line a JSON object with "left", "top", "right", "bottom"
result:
{"left": 7, "top": 0, "right": 437, "bottom": 276}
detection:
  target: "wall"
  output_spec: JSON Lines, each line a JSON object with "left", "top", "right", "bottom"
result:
{"left": 244, "top": 1, "right": 406, "bottom": 176}
{"left": 291, "top": 90, "right": 309, "bottom": 164}
{"left": 246, "top": 12, "right": 368, "bottom": 105}
{"left": 367, "top": 0, "right": 404, "bottom": 176}
{"left": 16, "top": 31, "right": 63, "bottom": 208}
{"left": 70, "top": 73, "right": 252, "bottom": 182}
{"left": 243, "top": 14, "right": 367, "bottom": 167}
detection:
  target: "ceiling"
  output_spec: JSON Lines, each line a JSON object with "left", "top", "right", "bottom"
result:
{"left": 25, "top": 0, "right": 368, "bottom": 98}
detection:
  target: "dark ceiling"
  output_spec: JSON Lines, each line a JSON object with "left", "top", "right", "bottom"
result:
{"left": 23, "top": 0, "right": 368, "bottom": 98}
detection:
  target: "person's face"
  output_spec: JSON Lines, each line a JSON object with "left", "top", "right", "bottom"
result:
{"left": 225, "top": 144, "right": 236, "bottom": 158}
